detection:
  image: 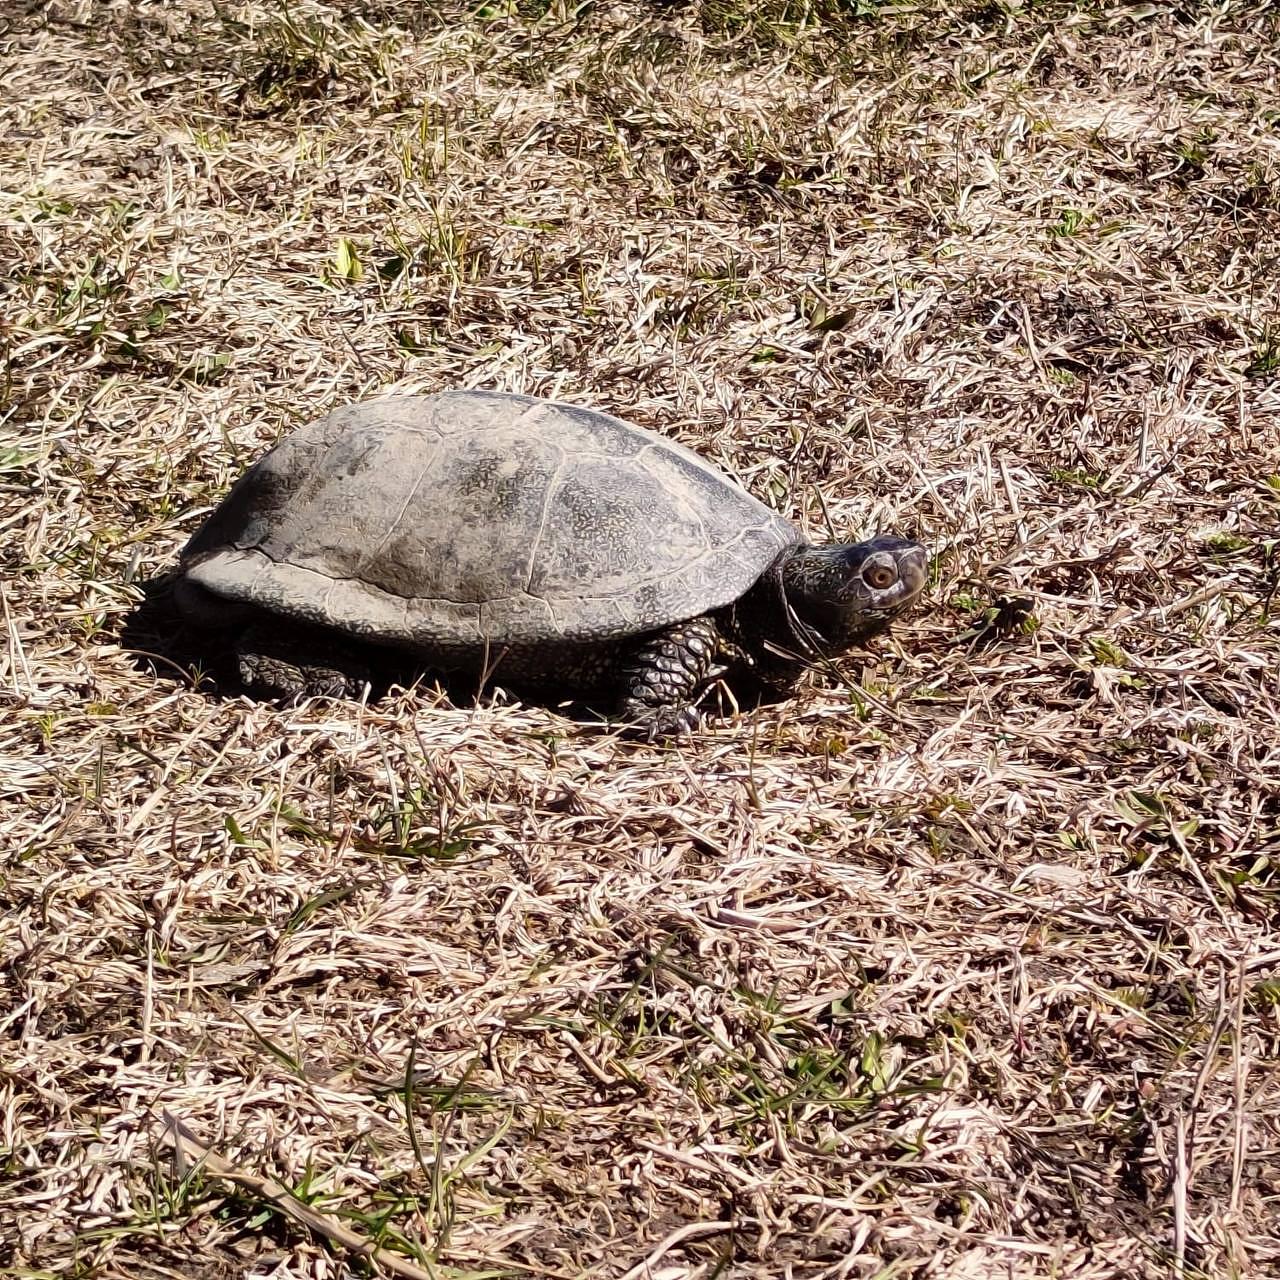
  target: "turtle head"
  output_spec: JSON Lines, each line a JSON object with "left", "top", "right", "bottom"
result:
{"left": 782, "top": 534, "right": 929, "bottom": 652}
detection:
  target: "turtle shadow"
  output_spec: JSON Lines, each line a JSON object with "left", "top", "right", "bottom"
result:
{"left": 119, "top": 573, "right": 237, "bottom": 699}
{"left": 118, "top": 572, "right": 529, "bottom": 712}
{"left": 119, "top": 574, "right": 789, "bottom": 730}
{"left": 116, "top": 574, "right": 600, "bottom": 725}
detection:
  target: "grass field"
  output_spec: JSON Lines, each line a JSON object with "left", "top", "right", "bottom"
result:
{"left": 3, "top": 2, "right": 1280, "bottom": 1277}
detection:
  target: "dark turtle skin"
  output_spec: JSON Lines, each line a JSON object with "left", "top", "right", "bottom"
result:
{"left": 174, "top": 391, "right": 928, "bottom": 735}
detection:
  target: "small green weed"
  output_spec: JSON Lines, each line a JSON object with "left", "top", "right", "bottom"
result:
{"left": 1049, "top": 207, "right": 1086, "bottom": 237}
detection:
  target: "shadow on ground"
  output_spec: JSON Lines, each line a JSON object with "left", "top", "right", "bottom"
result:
{"left": 116, "top": 575, "right": 794, "bottom": 730}
{"left": 118, "top": 572, "right": 526, "bottom": 710}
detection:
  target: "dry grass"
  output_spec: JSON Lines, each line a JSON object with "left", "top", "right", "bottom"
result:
{"left": 3, "top": 1, "right": 1280, "bottom": 1276}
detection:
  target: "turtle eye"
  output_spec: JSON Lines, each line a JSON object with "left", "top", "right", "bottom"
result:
{"left": 863, "top": 562, "right": 898, "bottom": 590}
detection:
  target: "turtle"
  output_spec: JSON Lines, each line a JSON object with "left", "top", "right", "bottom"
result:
{"left": 174, "top": 390, "right": 928, "bottom": 735}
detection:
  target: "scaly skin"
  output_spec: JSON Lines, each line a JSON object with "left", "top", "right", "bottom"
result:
{"left": 236, "top": 622, "right": 374, "bottom": 702}
{"left": 616, "top": 615, "right": 724, "bottom": 738}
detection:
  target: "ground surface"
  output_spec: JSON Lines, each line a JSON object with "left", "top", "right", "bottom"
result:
{"left": 3, "top": 2, "right": 1280, "bottom": 1277}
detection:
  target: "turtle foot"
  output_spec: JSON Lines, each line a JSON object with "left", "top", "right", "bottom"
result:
{"left": 236, "top": 624, "right": 373, "bottom": 703}
{"left": 619, "top": 699, "right": 702, "bottom": 741}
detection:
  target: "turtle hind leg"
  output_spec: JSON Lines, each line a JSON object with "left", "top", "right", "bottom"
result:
{"left": 236, "top": 622, "right": 378, "bottom": 703}
{"left": 615, "top": 616, "right": 723, "bottom": 739}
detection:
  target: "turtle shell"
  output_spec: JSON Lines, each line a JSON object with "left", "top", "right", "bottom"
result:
{"left": 179, "top": 391, "right": 801, "bottom": 650}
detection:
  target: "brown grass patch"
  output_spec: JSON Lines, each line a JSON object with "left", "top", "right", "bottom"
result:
{"left": 3, "top": 2, "right": 1279, "bottom": 1277}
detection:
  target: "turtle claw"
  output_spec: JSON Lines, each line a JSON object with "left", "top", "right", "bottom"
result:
{"left": 622, "top": 702, "right": 702, "bottom": 741}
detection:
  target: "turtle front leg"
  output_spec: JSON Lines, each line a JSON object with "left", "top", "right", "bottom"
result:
{"left": 236, "top": 622, "right": 375, "bottom": 703}
{"left": 616, "top": 616, "right": 723, "bottom": 738}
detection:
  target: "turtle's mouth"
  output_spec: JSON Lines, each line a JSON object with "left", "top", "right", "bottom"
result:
{"left": 773, "top": 536, "right": 930, "bottom": 658}
{"left": 842, "top": 539, "right": 928, "bottom": 616}
{"left": 870, "top": 543, "right": 930, "bottom": 611}
{"left": 812, "top": 539, "right": 930, "bottom": 651}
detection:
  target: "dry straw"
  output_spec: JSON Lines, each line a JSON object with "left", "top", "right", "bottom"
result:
{"left": 2, "top": 1, "right": 1279, "bottom": 1277}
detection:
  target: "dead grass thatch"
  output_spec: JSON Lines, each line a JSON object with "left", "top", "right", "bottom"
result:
{"left": 3, "top": 2, "right": 1279, "bottom": 1277}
